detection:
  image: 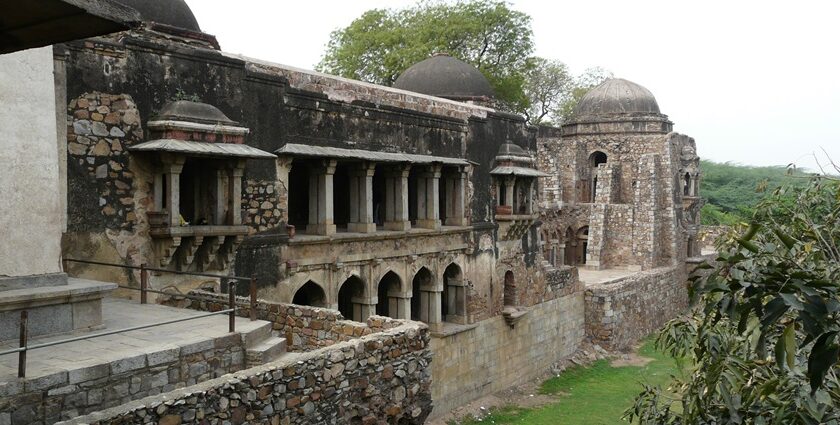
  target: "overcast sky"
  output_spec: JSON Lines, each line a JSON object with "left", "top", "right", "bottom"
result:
{"left": 189, "top": 0, "right": 839, "bottom": 169}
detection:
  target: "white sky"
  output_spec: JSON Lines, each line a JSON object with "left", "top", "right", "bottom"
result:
{"left": 189, "top": 0, "right": 840, "bottom": 168}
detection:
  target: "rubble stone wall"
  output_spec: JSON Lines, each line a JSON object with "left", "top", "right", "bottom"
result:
{"left": 430, "top": 290, "right": 585, "bottom": 417}
{"left": 0, "top": 333, "right": 245, "bottom": 425}
{"left": 584, "top": 265, "right": 688, "bottom": 350}
{"left": 164, "top": 290, "right": 402, "bottom": 352}
{"left": 57, "top": 322, "right": 433, "bottom": 425}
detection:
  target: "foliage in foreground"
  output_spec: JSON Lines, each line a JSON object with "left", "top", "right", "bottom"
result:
{"left": 627, "top": 174, "right": 840, "bottom": 424}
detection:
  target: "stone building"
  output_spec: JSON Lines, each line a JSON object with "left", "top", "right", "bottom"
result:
{"left": 0, "top": 0, "right": 704, "bottom": 423}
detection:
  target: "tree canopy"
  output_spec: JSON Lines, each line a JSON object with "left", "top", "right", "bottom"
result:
{"left": 318, "top": 0, "right": 534, "bottom": 110}
{"left": 627, "top": 172, "right": 840, "bottom": 424}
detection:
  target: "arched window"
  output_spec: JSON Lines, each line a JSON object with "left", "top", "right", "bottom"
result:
{"left": 411, "top": 267, "right": 436, "bottom": 322}
{"left": 442, "top": 263, "right": 465, "bottom": 320}
{"left": 576, "top": 226, "right": 589, "bottom": 265}
{"left": 292, "top": 280, "right": 326, "bottom": 307}
{"left": 376, "top": 271, "right": 403, "bottom": 318}
{"left": 684, "top": 172, "right": 691, "bottom": 196}
{"left": 337, "top": 275, "right": 365, "bottom": 322}
{"left": 586, "top": 151, "right": 608, "bottom": 202}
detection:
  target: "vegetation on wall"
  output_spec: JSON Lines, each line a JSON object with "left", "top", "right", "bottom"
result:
{"left": 627, "top": 173, "right": 840, "bottom": 423}
{"left": 699, "top": 160, "right": 810, "bottom": 225}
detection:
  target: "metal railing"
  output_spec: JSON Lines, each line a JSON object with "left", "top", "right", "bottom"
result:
{"left": 0, "top": 259, "right": 259, "bottom": 378}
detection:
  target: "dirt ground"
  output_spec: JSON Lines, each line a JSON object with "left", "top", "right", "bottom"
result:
{"left": 428, "top": 342, "right": 651, "bottom": 425}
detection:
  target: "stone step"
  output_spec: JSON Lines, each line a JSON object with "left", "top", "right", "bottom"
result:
{"left": 240, "top": 321, "right": 274, "bottom": 348}
{"left": 245, "top": 335, "right": 287, "bottom": 367}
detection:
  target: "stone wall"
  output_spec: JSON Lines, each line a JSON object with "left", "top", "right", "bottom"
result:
{"left": 584, "top": 265, "right": 688, "bottom": 350}
{"left": 242, "top": 179, "right": 282, "bottom": 233}
{"left": 429, "top": 290, "right": 585, "bottom": 417}
{"left": 164, "top": 290, "right": 402, "bottom": 352}
{"left": 1, "top": 332, "right": 245, "bottom": 425}
{"left": 57, "top": 322, "right": 432, "bottom": 425}
{"left": 0, "top": 46, "right": 64, "bottom": 279}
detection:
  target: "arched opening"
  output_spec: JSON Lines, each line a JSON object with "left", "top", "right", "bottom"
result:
{"left": 587, "top": 151, "right": 608, "bottom": 202}
{"left": 564, "top": 227, "right": 576, "bottom": 266}
{"left": 576, "top": 226, "right": 589, "bottom": 265}
{"left": 442, "top": 263, "right": 465, "bottom": 321}
{"left": 376, "top": 271, "right": 403, "bottom": 319}
{"left": 503, "top": 270, "right": 515, "bottom": 306}
{"left": 683, "top": 172, "right": 691, "bottom": 196}
{"left": 292, "top": 280, "right": 326, "bottom": 307}
{"left": 411, "top": 267, "right": 437, "bottom": 323}
{"left": 337, "top": 275, "right": 366, "bottom": 322}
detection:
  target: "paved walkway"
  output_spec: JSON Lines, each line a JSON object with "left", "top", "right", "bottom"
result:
{"left": 577, "top": 268, "right": 636, "bottom": 284}
{"left": 0, "top": 298, "right": 265, "bottom": 381}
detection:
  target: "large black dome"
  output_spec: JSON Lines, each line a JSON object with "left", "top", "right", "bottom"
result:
{"left": 573, "top": 78, "right": 660, "bottom": 117}
{"left": 393, "top": 53, "right": 495, "bottom": 101}
{"left": 117, "top": 0, "right": 200, "bottom": 31}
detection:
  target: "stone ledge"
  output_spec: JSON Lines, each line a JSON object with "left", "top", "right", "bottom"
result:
{"left": 0, "top": 278, "right": 115, "bottom": 311}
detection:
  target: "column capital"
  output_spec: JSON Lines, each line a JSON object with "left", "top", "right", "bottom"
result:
{"left": 312, "top": 159, "right": 337, "bottom": 175}
{"left": 350, "top": 161, "right": 377, "bottom": 177}
{"left": 385, "top": 164, "right": 411, "bottom": 178}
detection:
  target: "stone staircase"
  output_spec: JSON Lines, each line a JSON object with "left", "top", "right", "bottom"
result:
{"left": 241, "top": 321, "right": 287, "bottom": 367}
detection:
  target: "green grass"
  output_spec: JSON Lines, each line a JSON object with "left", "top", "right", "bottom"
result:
{"left": 456, "top": 340, "right": 682, "bottom": 425}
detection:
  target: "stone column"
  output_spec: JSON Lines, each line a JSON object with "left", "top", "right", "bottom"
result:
{"left": 230, "top": 164, "right": 244, "bottom": 225}
{"left": 417, "top": 165, "right": 441, "bottom": 229}
{"left": 558, "top": 243, "right": 566, "bottom": 266}
{"left": 426, "top": 289, "right": 443, "bottom": 331}
{"left": 444, "top": 170, "right": 467, "bottom": 226}
{"left": 388, "top": 292, "right": 411, "bottom": 320}
{"left": 384, "top": 165, "right": 411, "bottom": 231}
{"left": 307, "top": 159, "right": 337, "bottom": 235}
{"left": 161, "top": 155, "right": 185, "bottom": 226}
{"left": 352, "top": 297, "right": 376, "bottom": 322}
{"left": 504, "top": 176, "right": 516, "bottom": 208}
{"left": 348, "top": 162, "right": 376, "bottom": 233}
{"left": 527, "top": 179, "right": 535, "bottom": 214}
{"left": 214, "top": 168, "right": 227, "bottom": 225}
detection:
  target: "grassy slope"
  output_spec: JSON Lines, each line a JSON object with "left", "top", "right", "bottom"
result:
{"left": 699, "top": 160, "right": 809, "bottom": 225}
{"left": 456, "top": 340, "right": 682, "bottom": 425}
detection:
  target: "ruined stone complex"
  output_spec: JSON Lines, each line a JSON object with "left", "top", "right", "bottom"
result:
{"left": 0, "top": 1, "right": 705, "bottom": 423}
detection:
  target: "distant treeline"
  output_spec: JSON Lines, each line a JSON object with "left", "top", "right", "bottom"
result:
{"left": 700, "top": 160, "right": 811, "bottom": 225}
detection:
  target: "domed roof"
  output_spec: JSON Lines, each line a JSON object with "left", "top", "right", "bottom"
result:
{"left": 154, "top": 100, "right": 237, "bottom": 125}
{"left": 393, "top": 53, "right": 495, "bottom": 101}
{"left": 117, "top": 0, "right": 201, "bottom": 31}
{"left": 497, "top": 142, "right": 528, "bottom": 157}
{"left": 573, "top": 78, "right": 660, "bottom": 117}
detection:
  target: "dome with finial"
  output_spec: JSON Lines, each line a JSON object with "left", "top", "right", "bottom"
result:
{"left": 573, "top": 78, "right": 660, "bottom": 117}
{"left": 393, "top": 53, "right": 495, "bottom": 101}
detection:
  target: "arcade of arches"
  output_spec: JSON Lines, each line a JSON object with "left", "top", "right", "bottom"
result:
{"left": 290, "top": 263, "right": 467, "bottom": 327}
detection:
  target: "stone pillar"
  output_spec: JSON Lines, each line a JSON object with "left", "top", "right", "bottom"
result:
{"left": 348, "top": 162, "right": 376, "bottom": 233}
{"left": 504, "top": 176, "right": 516, "bottom": 209}
{"left": 388, "top": 292, "right": 411, "bottom": 320}
{"left": 352, "top": 298, "right": 376, "bottom": 322}
{"left": 527, "top": 179, "right": 535, "bottom": 214}
{"left": 417, "top": 165, "right": 441, "bottom": 229}
{"left": 161, "top": 155, "right": 185, "bottom": 226}
{"left": 445, "top": 277, "right": 468, "bottom": 324}
{"left": 214, "top": 168, "right": 227, "bottom": 225}
{"left": 444, "top": 170, "right": 467, "bottom": 226}
{"left": 384, "top": 165, "right": 411, "bottom": 231}
{"left": 427, "top": 289, "right": 443, "bottom": 330}
{"left": 230, "top": 164, "right": 244, "bottom": 225}
{"left": 307, "top": 159, "right": 337, "bottom": 235}
{"left": 558, "top": 243, "right": 566, "bottom": 266}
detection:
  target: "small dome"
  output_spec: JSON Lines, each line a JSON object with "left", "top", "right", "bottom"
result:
{"left": 393, "top": 53, "right": 495, "bottom": 101}
{"left": 573, "top": 78, "right": 660, "bottom": 117}
{"left": 497, "top": 142, "right": 528, "bottom": 157}
{"left": 117, "top": 0, "right": 201, "bottom": 31}
{"left": 154, "top": 100, "right": 237, "bottom": 125}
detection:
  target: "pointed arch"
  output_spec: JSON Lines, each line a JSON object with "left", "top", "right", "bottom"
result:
{"left": 337, "top": 275, "right": 366, "bottom": 322}
{"left": 292, "top": 280, "right": 326, "bottom": 307}
{"left": 411, "top": 266, "right": 439, "bottom": 324}
{"left": 442, "top": 262, "right": 466, "bottom": 321}
{"left": 376, "top": 270, "right": 405, "bottom": 319}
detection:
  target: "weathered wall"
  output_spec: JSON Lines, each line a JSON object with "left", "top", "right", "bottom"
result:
{"left": 165, "top": 290, "right": 403, "bottom": 352}
{"left": 429, "top": 289, "right": 585, "bottom": 416}
{"left": 0, "top": 331, "right": 246, "bottom": 424}
{"left": 584, "top": 265, "right": 688, "bottom": 350}
{"left": 0, "top": 47, "right": 63, "bottom": 279}
{"left": 57, "top": 322, "right": 432, "bottom": 425}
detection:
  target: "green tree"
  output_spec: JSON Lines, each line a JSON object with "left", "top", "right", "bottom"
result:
{"left": 626, "top": 172, "right": 840, "bottom": 424}
{"left": 317, "top": 0, "right": 534, "bottom": 110}
{"left": 522, "top": 57, "right": 573, "bottom": 125}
